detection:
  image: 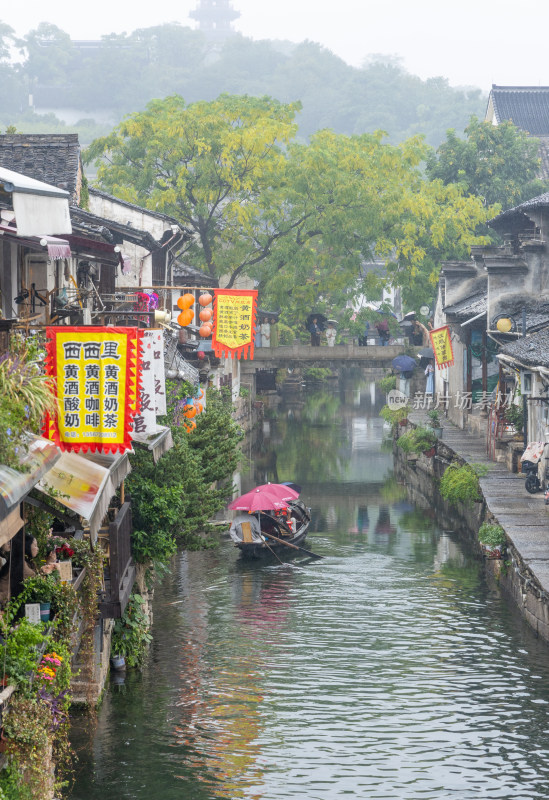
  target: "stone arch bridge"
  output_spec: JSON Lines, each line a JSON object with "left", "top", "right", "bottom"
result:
{"left": 240, "top": 343, "right": 409, "bottom": 375}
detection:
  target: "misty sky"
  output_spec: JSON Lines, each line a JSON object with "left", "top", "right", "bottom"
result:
{"left": 6, "top": 0, "right": 549, "bottom": 89}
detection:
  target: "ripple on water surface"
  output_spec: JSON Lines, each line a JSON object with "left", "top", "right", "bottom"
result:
{"left": 69, "top": 376, "right": 549, "bottom": 800}
{"left": 70, "top": 536, "right": 549, "bottom": 800}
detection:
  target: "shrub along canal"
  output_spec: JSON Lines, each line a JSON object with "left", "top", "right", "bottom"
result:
{"left": 69, "top": 370, "right": 549, "bottom": 799}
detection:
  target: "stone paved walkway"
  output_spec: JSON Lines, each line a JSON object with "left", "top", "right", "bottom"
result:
{"left": 410, "top": 410, "right": 549, "bottom": 592}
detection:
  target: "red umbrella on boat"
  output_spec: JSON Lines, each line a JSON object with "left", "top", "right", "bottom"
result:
{"left": 228, "top": 483, "right": 300, "bottom": 512}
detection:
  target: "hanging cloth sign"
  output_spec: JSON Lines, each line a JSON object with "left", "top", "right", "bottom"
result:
{"left": 212, "top": 289, "right": 258, "bottom": 359}
{"left": 44, "top": 326, "right": 143, "bottom": 454}
{"left": 132, "top": 330, "right": 158, "bottom": 436}
{"left": 151, "top": 329, "right": 167, "bottom": 415}
{"left": 429, "top": 325, "right": 454, "bottom": 369}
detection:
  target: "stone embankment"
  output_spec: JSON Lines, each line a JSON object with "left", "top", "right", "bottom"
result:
{"left": 397, "top": 412, "right": 549, "bottom": 642}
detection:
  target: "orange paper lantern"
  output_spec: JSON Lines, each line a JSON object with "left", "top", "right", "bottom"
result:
{"left": 184, "top": 420, "right": 197, "bottom": 432}
{"left": 184, "top": 406, "right": 197, "bottom": 419}
{"left": 198, "top": 293, "right": 213, "bottom": 307}
{"left": 177, "top": 293, "right": 195, "bottom": 311}
{"left": 177, "top": 309, "right": 194, "bottom": 327}
{"left": 199, "top": 308, "right": 213, "bottom": 322}
{"left": 199, "top": 324, "right": 212, "bottom": 338}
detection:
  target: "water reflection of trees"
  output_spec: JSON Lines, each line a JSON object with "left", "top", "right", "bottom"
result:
{"left": 301, "top": 389, "right": 341, "bottom": 425}
{"left": 271, "top": 417, "right": 345, "bottom": 485}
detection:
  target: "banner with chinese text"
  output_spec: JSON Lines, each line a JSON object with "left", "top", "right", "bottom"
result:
{"left": 44, "top": 327, "right": 143, "bottom": 453}
{"left": 132, "top": 329, "right": 165, "bottom": 436}
{"left": 212, "top": 289, "right": 257, "bottom": 359}
{"left": 429, "top": 325, "right": 454, "bottom": 369}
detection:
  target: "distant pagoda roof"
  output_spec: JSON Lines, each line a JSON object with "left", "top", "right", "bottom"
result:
{"left": 190, "top": 0, "right": 240, "bottom": 34}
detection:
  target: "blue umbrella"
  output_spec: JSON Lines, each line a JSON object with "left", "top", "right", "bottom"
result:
{"left": 392, "top": 355, "right": 417, "bottom": 373}
{"left": 375, "top": 308, "right": 398, "bottom": 318}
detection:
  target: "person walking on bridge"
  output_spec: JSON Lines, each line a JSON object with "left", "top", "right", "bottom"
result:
{"left": 308, "top": 317, "right": 322, "bottom": 346}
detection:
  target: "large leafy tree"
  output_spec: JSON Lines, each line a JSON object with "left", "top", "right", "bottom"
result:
{"left": 85, "top": 94, "right": 493, "bottom": 315}
{"left": 85, "top": 94, "right": 301, "bottom": 286}
{"left": 426, "top": 116, "right": 549, "bottom": 210}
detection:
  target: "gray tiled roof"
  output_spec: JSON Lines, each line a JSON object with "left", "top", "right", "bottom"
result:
{"left": 489, "top": 190, "right": 549, "bottom": 226}
{"left": 70, "top": 206, "right": 159, "bottom": 250}
{"left": 0, "top": 134, "right": 81, "bottom": 202}
{"left": 172, "top": 261, "right": 213, "bottom": 286}
{"left": 443, "top": 282, "right": 487, "bottom": 321}
{"left": 489, "top": 86, "right": 549, "bottom": 135}
{"left": 496, "top": 301, "right": 549, "bottom": 335}
{"left": 499, "top": 327, "right": 549, "bottom": 368}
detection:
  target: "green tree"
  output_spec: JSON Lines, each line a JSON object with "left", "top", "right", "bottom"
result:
{"left": 85, "top": 93, "right": 301, "bottom": 286}
{"left": 19, "top": 23, "right": 73, "bottom": 85}
{"left": 86, "top": 95, "right": 492, "bottom": 316}
{"left": 426, "top": 116, "right": 549, "bottom": 209}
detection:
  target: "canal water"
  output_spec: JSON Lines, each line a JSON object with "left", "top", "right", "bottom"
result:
{"left": 70, "top": 370, "right": 549, "bottom": 800}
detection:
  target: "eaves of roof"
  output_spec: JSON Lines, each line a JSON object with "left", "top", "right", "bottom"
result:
{"left": 443, "top": 283, "right": 487, "bottom": 322}
{"left": 499, "top": 327, "right": 549, "bottom": 368}
{"left": 70, "top": 206, "right": 159, "bottom": 250}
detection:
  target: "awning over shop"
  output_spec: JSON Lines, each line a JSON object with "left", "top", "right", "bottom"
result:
{"left": 36, "top": 450, "right": 131, "bottom": 543}
{"left": 0, "top": 435, "right": 61, "bottom": 526}
{"left": 0, "top": 224, "right": 71, "bottom": 260}
{"left": 41, "top": 236, "right": 72, "bottom": 260}
{"left": 0, "top": 167, "right": 72, "bottom": 236}
{"left": 80, "top": 451, "right": 132, "bottom": 490}
{"left": 132, "top": 425, "right": 174, "bottom": 464}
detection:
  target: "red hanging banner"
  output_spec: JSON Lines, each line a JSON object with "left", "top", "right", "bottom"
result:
{"left": 43, "top": 326, "right": 144, "bottom": 454}
{"left": 211, "top": 289, "right": 258, "bottom": 359}
{"left": 429, "top": 325, "right": 454, "bottom": 369}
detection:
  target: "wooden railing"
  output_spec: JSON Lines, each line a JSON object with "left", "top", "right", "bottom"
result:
{"left": 99, "top": 502, "right": 135, "bottom": 619}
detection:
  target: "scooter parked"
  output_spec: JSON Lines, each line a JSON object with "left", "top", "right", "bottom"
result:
{"left": 521, "top": 441, "right": 547, "bottom": 494}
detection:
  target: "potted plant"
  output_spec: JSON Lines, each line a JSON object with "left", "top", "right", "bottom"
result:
{"left": 478, "top": 523, "right": 507, "bottom": 559}
{"left": 427, "top": 409, "right": 443, "bottom": 438}
{"left": 380, "top": 404, "right": 409, "bottom": 430}
{"left": 1, "top": 618, "right": 45, "bottom": 691}
{"left": 504, "top": 401, "right": 523, "bottom": 437}
{"left": 23, "top": 574, "right": 59, "bottom": 623}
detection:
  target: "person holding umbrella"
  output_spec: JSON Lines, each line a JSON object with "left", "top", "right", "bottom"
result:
{"left": 325, "top": 320, "right": 337, "bottom": 347}
{"left": 392, "top": 355, "right": 417, "bottom": 399}
{"left": 425, "top": 358, "right": 435, "bottom": 396}
{"left": 375, "top": 317, "right": 390, "bottom": 346}
{"left": 307, "top": 316, "right": 322, "bottom": 346}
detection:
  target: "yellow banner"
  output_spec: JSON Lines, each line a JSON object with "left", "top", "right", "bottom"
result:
{"left": 212, "top": 289, "right": 257, "bottom": 359}
{"left": 429, "top": 325, "right": 454, "bottom": 369}
{"left": 45, "top": 327, "right": 143, "bottom": 453}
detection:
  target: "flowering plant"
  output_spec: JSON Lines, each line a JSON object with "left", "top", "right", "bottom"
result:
{"left": 36, "top": 651, "right": 63, "bottom": 684}
{"left": 48, "top": 537, "right": 74, "bottom": 561}
{"left": 56, "top": 543, "right": 74, "bottom": 561}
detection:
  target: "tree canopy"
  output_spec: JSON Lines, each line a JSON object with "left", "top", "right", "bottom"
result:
{"left": 426, "top": 116, "right": 549, "bottom": 210}
{"left": 86, "top": 94, "right": 494, "bottom": 318}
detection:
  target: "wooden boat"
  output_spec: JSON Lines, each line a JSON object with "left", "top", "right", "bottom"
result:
{"left": 229, "top": 499, "right": 311, "bottom": 558}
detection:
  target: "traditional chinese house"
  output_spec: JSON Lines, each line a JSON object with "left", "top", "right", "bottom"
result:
{"left": 434, "top": 193, "right": 549, "bottom": 448}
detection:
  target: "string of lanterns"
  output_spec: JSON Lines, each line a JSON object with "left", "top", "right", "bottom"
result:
{"left": 176, "top": 292, "right": 213, "bottom": 338}
{"left": 174, "top": 294, "right": 211, "bottom": 431}
{"left": 181, "top": 386, "right": 206, "bottom": 432}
